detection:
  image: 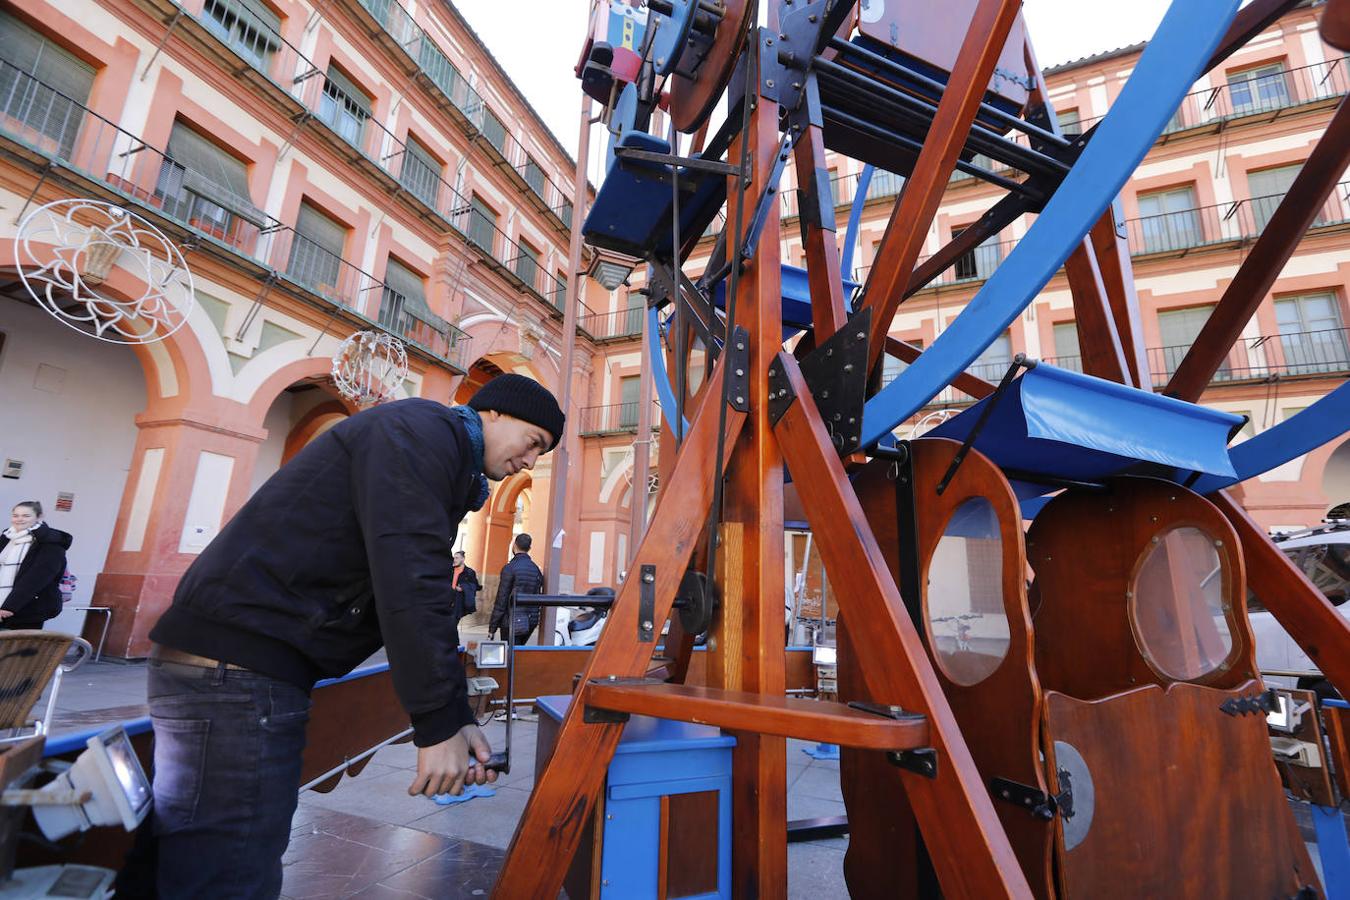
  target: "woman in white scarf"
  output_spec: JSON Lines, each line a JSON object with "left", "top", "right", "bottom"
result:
{"left": 0, "top": 501, "right": 72, "bottom": 630}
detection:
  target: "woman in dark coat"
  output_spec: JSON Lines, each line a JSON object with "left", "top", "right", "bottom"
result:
{"left": 0, "top": 501, "right": 73, "bottom": 630}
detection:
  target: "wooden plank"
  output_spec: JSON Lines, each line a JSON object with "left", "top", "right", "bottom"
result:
{"left": 772, "top": 352, "right": 1032, "bottom": 899}
{"left": 1325, "top": 0, "right": 1350, "bottom": 50}
{"left": 1212, "top": 489, "right": 1350, "bottom": 700}
{"left": 1165, "top": 95, "right": 1350, "bottom": 400}
{"left": 583, "top": 682, "right": 930, "bottom": 749}
{"left": 1324, "top": 704, "right": 1350, "bottom": 799}
{"left": 1087, "top": 209, "right": 1151, "bottom": 387}
{"left": 792, "top": 117, "right": 850, "bottom": 337}
{"left": 493, "top": 364, "right": 747, "bottom": 899}
{"left": 1062, "top": 241, "right": 1132, "bottom": 385}
{"left": 710, "top": 72, "right": 789, "bottom": 897}
{"left": 1045, "top": 681, "right": 1316, "bottom": 898}
{"left": 859, "top": 0, "right": 1023, "bottom": 366}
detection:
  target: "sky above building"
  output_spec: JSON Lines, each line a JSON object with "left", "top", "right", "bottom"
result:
{"left": 452, "top": 0, "right": 1177, "bottom": 177}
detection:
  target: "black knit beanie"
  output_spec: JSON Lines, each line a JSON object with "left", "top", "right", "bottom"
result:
{"left": 467, "top": 374, "right": 566, "bottom": 450}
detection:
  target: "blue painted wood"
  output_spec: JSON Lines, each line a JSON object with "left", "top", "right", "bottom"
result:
{"left": 538, "top": 694, "right": 734, "bottom": 899}
{"left": 1312, "top": 804, "right": 1350, "bottom": 898}
{"left": 859, "top": 0, "right": 1241, "bottom": 447}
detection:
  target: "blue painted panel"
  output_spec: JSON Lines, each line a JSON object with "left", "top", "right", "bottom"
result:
{"left": 1191, "top": 381, "right": 1350, "bottom": 494}
{"left": 1312, "top": 804, "right": 1350, "bottom": 898}
{"left": 45, "top": 716, "right": 152, "bottom": 757}
{"left": 860, "top": 0, "right": 1241, "bottom": 447}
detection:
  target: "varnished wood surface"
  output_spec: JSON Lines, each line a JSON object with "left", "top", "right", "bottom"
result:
{"left": 886, "top": 337, "right": 994, "bottom": 399}
{"left": 1028, "top": 478, "right": 1255, "bottom": 701}
{"left": 773, "top": 353, "right": 1032, "bottom": 899}
{"left": 1323, "top": 703, "right": 1350, "bottom": 800}
{"left": 1323, "top": 0, "right": 1350, "bottom": 50}
{"left": 860, "top": 0, "right": 1024, "bottom": 367}
{"left": 1213, "top": 489, "right": 1350, "bottom": 700}
{"left": 1045, "top": 680, "right": 1318, "bottom": 898}
{"left": 907, "top": 439, "right": 1054, "bottom": 897}
{"left": 493, "top": 365, "right": 746, "bottom": 899}
{"left": 713, "top": 84, "right": 790, "bottom": 897}
{"left": 1087, "top": 210, "right": 1150, "bottom": 387}
{"left": 584, "top": 681, "right": 930, "bottom": 750}
{"left": 1063, "top": 241, "right": 1132, "bottom": 384}
{"left": 669, "top": 0, "right": 750, "bottom": 132}
{"left": 300, "top": 667, "right": 411, "bottom": 788}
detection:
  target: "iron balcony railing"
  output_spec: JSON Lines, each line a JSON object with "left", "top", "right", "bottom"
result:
{"left": 345, "top": 0, "right": 577, "bottom": 229}
{"left": 0, "top": 62, "right": 469, "bottom": 370}
{"left": 854, "top": 182, "right": 1350, "bottom": 288}
{"left": 577, "top": 307, "right": 646, "bottom": 341}
{"left": 1146, "top": 326, "right": 1350, "bottom": 387}
{"left": 122, "top": 3, "right": 574, "bottom": 318}
{"left": 579, "top": 401, "right": 663, "bottom": 436}
{"left": 780, "top": 167, "right": 907, "bottom": 218}
{"left": 1077, "top": 58, "right": 1349, "bottom": 137}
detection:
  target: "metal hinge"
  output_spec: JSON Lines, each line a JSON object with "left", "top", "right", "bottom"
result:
{"left": 1220, "top": 688, "right": 1277, "bottom": 717}
{"left": 991, "top": 771, "right": 1074, "bottom": 821}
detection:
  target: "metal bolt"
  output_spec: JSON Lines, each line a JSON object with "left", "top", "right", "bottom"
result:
{"left": 737, "top": 342, "right": 746, "bottom": 350}
{"left": 791, "top": 82, "right": 801, "bottom": 90}
{"left": 736, "top": 368, "right": 745, "bottom": 376}
{"left": 844, "top": 363, "right": 854, "bottom": 372}
{"left": 606, "top": 814, "right": 614, "bottom": 821}
{"left": 808, "top": 13, "right": 817, "bottom": 21}
{"left": 1150, "top": 536, "right": 1159, "bottom": 544}
{"left": 1001, "top": 789, "right": 1010, "bottom": 799}
{"left": 779, "top": 33, "right": 788, "bottom": 40}
{"left": 735, "top": 396, "right": 744, "bottom": 404}
{"left": 834, "top": 412, "right": 842, "bottom": 421}
{"left": 826, "top": 348, "right": 833, "bottom": 356}
{"left": 643, "top": 620, "right": 654, "bottom": 630}
{"left": 1214, "top": 539, "right": 1223, "bottom": 547}
{"left": 1125, "top": 591, "right": 1133, "bottom": 600}
{"left": 766, "top": 79, "right": 775, "bottom": 88}
{"left": 608, "top": 674, "right": 618, "bottom": 681}
{"left": 643, "top": 572, "right": 655, "bottom": 583}
{"left": 849, "top": 417, "right": 856, "bottom": 424}
{"left": 821, "top": 390, "right": 830, "bottom": 398}
{"left": 856, "top": 331, "right": 866, "bottom": 340}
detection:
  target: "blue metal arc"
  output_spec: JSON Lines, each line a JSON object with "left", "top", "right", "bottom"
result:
{"left": 859, "top": 0, "right": 1241, "bottom": 448}
{"left": 1190, "top": 380, "right": 1350, "bottom": 495}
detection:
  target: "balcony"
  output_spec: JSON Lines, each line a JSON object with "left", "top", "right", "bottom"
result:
{"left": 1146, "top": 326, "right": 1350, "bottom": 388}
{"left": 340, "top": 0, "right": 577, "bottom": 233}
{"left": 577, "top": 307, "right": 645, "bottom": 342}
{"left": 1077, "top": 58, "right": 1349, "bottom": 140}
{"left": 0, "top": 62, "right": 469, "bottom": 371}
{"left": 780, "top": 167, "right": 906, "bottom": 219}
{"left": 855, "top": 182, "right": 1350, "bottom": 289}
{"left": 579, "top": 401, "right": 663, "bottom": 436}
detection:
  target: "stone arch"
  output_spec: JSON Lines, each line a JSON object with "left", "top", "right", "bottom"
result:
{"left": 1323, "top": 436, "right": 1350, "bottom": 518}
{"left": 281, "top": 399, "right": 352, "bottom": 465}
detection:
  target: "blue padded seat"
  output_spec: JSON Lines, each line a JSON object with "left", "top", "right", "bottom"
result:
{"left": 583, "top": 132, "right": 726, "bottom": 260}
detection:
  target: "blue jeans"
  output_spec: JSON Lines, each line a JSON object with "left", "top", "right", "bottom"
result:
{"left": 145, "top": 658, "right": 311, "bottom": 899}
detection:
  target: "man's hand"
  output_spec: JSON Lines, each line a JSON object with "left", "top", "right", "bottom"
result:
{"left": 407, "top": 723, "right": 499, "bottom": 797}
{"left": 0, "top": 610, "right": 13, "bottom": 620}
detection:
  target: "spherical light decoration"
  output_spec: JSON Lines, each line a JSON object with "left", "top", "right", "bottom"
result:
{"left": 332, "top": 330, "right": 409, "bottom": 405}
{"left": 14, "top": 199, "right": 195, "bottom": 344}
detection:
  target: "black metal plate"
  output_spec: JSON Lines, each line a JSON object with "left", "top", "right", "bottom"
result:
{"left": 797, "top": 307, "right": 872, "bottom": 453}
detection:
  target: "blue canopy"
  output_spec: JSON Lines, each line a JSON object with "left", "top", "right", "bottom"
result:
{"left": 929, "top": 364, "right": 1243, "bottom": 485}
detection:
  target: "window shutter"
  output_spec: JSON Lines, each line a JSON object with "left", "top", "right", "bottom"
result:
{"left": 296, "top": 202, "right": 346, "bottom": 256}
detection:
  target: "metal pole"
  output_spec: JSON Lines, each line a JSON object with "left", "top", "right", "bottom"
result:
{"left": 540, "top": 93, "right": 593, "bottom": 642}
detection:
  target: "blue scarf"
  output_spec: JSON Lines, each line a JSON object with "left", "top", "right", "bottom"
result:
{"left": 450, "top": 405, "right": 491, "bottom": 511}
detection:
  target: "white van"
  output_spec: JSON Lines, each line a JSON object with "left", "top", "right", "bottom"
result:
{"left": 1249, "top": 521, "right": 1350, "bottom": 696}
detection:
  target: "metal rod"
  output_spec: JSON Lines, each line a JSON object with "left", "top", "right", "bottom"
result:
{"left": 816, "top": 60, "right": 1070, "bottom": 178}
{"left": 826, "top": 36, "right": 1072, "bottom": 151}
{"left": 935, "top": 355, "right": 1033, "bottom": 495}
{"left": 820, "top": 104, "right": 1037, "bottom": 197}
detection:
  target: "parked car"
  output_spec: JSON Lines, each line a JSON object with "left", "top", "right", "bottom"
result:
{"left": 1249, "top": 520, "right": 1350, "bottom": 698}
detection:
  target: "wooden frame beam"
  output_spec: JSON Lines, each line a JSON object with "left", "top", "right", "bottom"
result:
{"left": 858, "top": 0, "right": 1024, "bottom": 367}
{"left": 772, "top": 352, "right": 1032, "bottom": 899}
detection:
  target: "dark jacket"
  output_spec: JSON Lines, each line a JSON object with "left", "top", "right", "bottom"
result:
{"left": 0, "top": 523, "right": 72, "bottom": 627}
{"left": 490, "top": 551, "right": 543, "bottom": 639}
{"left": 151, "top": 399, "right": 482, "bottom": 747}
{"left": 450, "top": 564, "right": 479, "bottom": 619}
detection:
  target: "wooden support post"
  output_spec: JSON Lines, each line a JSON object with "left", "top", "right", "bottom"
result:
{"left": 772, "top": 353, "right": 1031, "bottom": 899}
{"left": 492, "top": 365, "right": 746, "bottom": 898}
{"left": 859, "top": 0, "right": 1023, "bottom": 367}
{"left": 886, "top": 337, "right": 994, "bottom": 399}
{"left": 708, "top": 61, "right": 790, "bottom": 897}
{"left": 1166, "top": 95, "right": 1350, "bottom": 401}
{"left": 1087, "top": 208, "right": 1152, "bottom": 387}
{"left": 1212, "top": 490, "right": 1350, "bottom": 699}
{"left": 1063, "top": 240, "right": 1133, "bottom": 385}
{"left": 792, "top": 100, "right": 850, "bottom": 337}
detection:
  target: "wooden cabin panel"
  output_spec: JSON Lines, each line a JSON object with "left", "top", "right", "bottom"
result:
{"left": 1045, "top": 681, "right": 1318, "bottom": 898}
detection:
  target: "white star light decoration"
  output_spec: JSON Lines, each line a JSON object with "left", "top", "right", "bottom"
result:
{"left": 14, "top": 199, "right": 195, "bottom": 344}
{"left": 332, "top": 330, "right": 409, "bottom": 405}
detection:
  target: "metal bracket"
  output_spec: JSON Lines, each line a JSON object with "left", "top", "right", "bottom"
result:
{"left": 737, "top": 132, "right": 798, "bottom": 262}
{"left": 846, "top": 700, "right": 926, "bottom": 723}
{"left": 637, "top": 565, "right": 657, "bottom": 642}
{"left": 726, "top": 327, "right": 751, "bottom": 412}
{"left": 991, "top": 773, "right": 1074, "bottom": 821}
{"left": 583, "top": 706, "right": 631, "bottom": 725}
{"left": 887, "top": 747, "right": 938, "bottom": 779}
{"left": 612, "top": 145, "right": 742, "bottom": 177}
{"left": 797, "top": 308, "right": 873, "bottom": 454}
{"left": 1220, "top": 688, "right": 1278, "bottom": 717}
{"left": 766, "top": 356, "right": 797, "bottom": 425}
